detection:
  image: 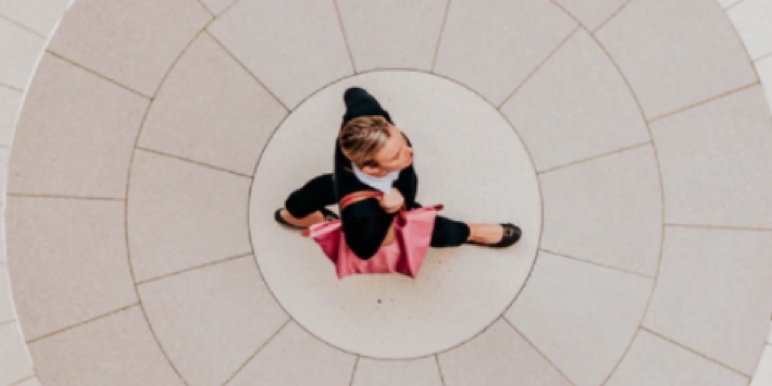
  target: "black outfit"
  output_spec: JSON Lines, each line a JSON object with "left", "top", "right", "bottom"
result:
{"left": 284, "top": 87, "right": 470, "bottom": 259}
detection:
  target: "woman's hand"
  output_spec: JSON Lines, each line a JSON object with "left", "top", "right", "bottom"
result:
{"left": 378, "top": 187, "right": 404, "bottom": 213}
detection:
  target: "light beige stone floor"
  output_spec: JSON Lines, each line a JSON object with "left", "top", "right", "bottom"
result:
{"left": 0, "top": 0, "right": 771, "bottom": 385}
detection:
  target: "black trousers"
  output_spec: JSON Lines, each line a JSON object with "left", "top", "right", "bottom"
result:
{"left": 285, "top": 174, "right": 471, "bottom": 247}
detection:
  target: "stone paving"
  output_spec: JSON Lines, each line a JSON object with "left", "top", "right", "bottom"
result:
{"left": 1, "top": 1, "right": 771, "bottom": 385}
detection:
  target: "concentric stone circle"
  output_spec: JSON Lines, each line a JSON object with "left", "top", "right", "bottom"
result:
{"left": 1, "top": 0, "right": 771, "bottom": 385}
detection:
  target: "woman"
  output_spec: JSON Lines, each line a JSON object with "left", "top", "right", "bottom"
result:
{"left": 275, "top": 87, "right": 521, "bottom": 259}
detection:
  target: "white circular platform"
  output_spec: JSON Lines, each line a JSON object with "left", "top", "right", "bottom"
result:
{"left": 249, "top": 71, "right": 541, "bottom": 358}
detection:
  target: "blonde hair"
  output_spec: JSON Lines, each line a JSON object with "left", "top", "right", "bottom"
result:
{"left": 338, "top": 116, "right": 391, "bottom": 168}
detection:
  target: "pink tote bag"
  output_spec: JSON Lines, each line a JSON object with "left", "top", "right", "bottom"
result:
{"left": 303, "top": 191, "right": 443, "bottom": 279}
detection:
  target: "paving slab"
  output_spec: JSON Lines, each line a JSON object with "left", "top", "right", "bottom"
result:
{"left": 48, "top": 0, "right": 211, "bottom": 96}
{"left": 8, "top": 54, "right": 148, "bottom": 198}
{"left": 596, "top": 0, "right": 757, "bottom": 119}
{"left": 207, "top": 0, "right": 353, "bottom": 108}
{"left": 5, "top": 197, "right": 137, "bottom": 341}
{"left": 138, "top": 257, "right": 287, "bottom": 386}
{"left": 29, "top": 307, "right": 185, "bottom": 386}
{"left": 226, "top": 322, "right": 355, "bottom": 386}
{"left": 644, "top": 227, "right": 772, "bottom": 375}
{"left": 127, "top": 149, "right": 252, "bottom": 282}
{"left": 139, "top": 33, "right": 286, "bottom": 176}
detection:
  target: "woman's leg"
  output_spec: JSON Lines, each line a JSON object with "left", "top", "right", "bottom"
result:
{"left": 431, "top": 216, "right": 512, "bottom": 247}
{"left": 281, "top": 174, "right": 337, "bottom": 227}
{"left": 430, "top": 216, "right": 471, "bottom": 247}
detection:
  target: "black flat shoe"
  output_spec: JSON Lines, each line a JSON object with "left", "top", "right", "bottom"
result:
{"left": 274, "top": 208, "right": 339, "bottom": 229}
{"left": 466, "top": 223, "right": 521, "bottom": 248}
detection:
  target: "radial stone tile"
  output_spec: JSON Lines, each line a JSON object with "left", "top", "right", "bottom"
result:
{"left": 606, "top": 330, "right": 748, "bottom": 386}
{"left": 506, "top": 252, "right": 653, "bottom": 386}
{"left": 539, "top": 146, "right": 661, "bottom": 276}
{"left": 8, "top": 54, "right": 149, "bottom": 198}
{"left": 251, "top": 71, "right": 541, "bottom": 358}
{"left": 227, "top": 322, "right": 355, "bottom": 386}
{"left": 5, "top": 197, "right": 137, "bottom": 341}
{"left": 30, "top": 307, "right": 185, "bottom": 386}
{"left": 48, "top": 0, "right": 211, "bottom": 96}
{"left": 438, "top": 319, "right": 572, "bottom": 386}
{"left": 552, "top": 0, "right": 628, "bottom": 31}
{"left": 0, "top": 263, "right": 14, "bottom": 323}
{"left": 0, "top": 18, "right": 45, "bottom": 89}
{"left": 138, "top": 257, "right": 287, "bottom": 386}
{"left": 596, "top": 0, "right": 756, "bottom": 119}
{"left": 643, "top": 227, "right": 772, "bottom": 375}
{"left": 127, "top": 149, "right": 252, "bottom": 282}
{"left": 6, "top": 198, "right": 137, "bottom": 339}
{"left": 728, "top": 0, "right": 772, "bottom": 60}
{"left": 650, "top": 86, "right": 772, "bottom": 228}
{"left": 0, "top": 0, "right": 73, "bottom": 36}
{"left": 433, "top": 0, "right": 577, "bottom": 105}
{"left": 0, "top": 322, "right": 33, "bottom": 385}
{"left": 139, "top": 33, "right": 287, "bottom": 176}
{"left": 352, "top": 357, "right": 443, "bottom": 386}
{"left": 208, "top": 0, "right": 354, "bottom": 108}
{"left": 501, "top": 29, "right": 649, "bottom": 172}
{"left": 336, "top": 0, "right": 446, "bottom": 72}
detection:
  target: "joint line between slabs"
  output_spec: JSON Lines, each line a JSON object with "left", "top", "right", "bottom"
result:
{"left": 537, "top": 141, "right": 652, "bottom": 175}
{"left": 25, "top": 303, "right": 139, "bottom": 344}
{"left": 590, "top": 0, "right": 633, "bottom": 34}
{"left": 195, "top": 0, "right": 216, "bottom": 17}
{"left": 8, "top": 374, "right": 37, "bottom": 386}
{"left": 583, "top": 28, "right": 668, "bottom": 386}
{"left": 539, "top": 249, "right": 655, "bottom": 279}
{"left": 347, "top": 356, "right": 360, "bottom": 386}
{"left": 121, "top": 26, "right": 206, "bottom": 385}
{"left": 0, "top": 13, "right": 46, "bottom": 39}
{"left": 135, "top": 146, "right": 253, "bottom": 179}
{"left": 431, "top": 0, "right": 452, "bottom": 72}
{"left": 5, "top": 193, "right": 124, "bottom": 201}
{"left": 221, "top": 318, "right": 292, "bottom": 386}
{"left": 332, "top": 0, "right": 358, "bottom": 75}
{"left": 725, "top": 0, "right": 750, "bottom": 13}
{"left": 665, "top": 223, "right": 772, "bottom": 233}
{"left": 640, "top": 326, "right": 751, "bottom": 379}
{"left": 435, "top": 355, "right": 448, "bottom": 386}
{"left": 203, "top": 30, "right": 290, "bottom": 112}
{"left": 647, "top": 81, "right": 759, "bottom": 123}
{"left": 218, "top": 0, "right": 244, "bottom": 17}
{"left": 0, "top": 81, "right": 23, "bottom": 92}
{"left": 497, "top": 25, "right": 580, "bottom": 110}
{"left": 46, "top": 51, "right": 151, "bottom": 99}
{"left": 755, "top": 51, "right": 772, "bottom": 62}
{"left": 501, "top": 316, "right": 579, "bottom": 386}
{"left": 0, "top": 318, "right": 17, "bottom": 326}
{"left": 134, "top": 253, "right": 253, "bottom": 286}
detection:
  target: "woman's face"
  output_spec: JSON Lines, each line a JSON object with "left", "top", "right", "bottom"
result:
{"left": 367, "top": 124, "right": 414, "bottom": 175}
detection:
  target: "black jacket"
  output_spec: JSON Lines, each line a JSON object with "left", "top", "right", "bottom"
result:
{"left": 334, "top": 88, "right": 418, "bottom": 259}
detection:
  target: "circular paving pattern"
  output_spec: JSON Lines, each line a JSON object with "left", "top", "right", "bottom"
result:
{"left": 250, "top": 71, "right": 541, "bottom": 359}
{"left": 2, "top": 0, "right": 772, "bottom": 385}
